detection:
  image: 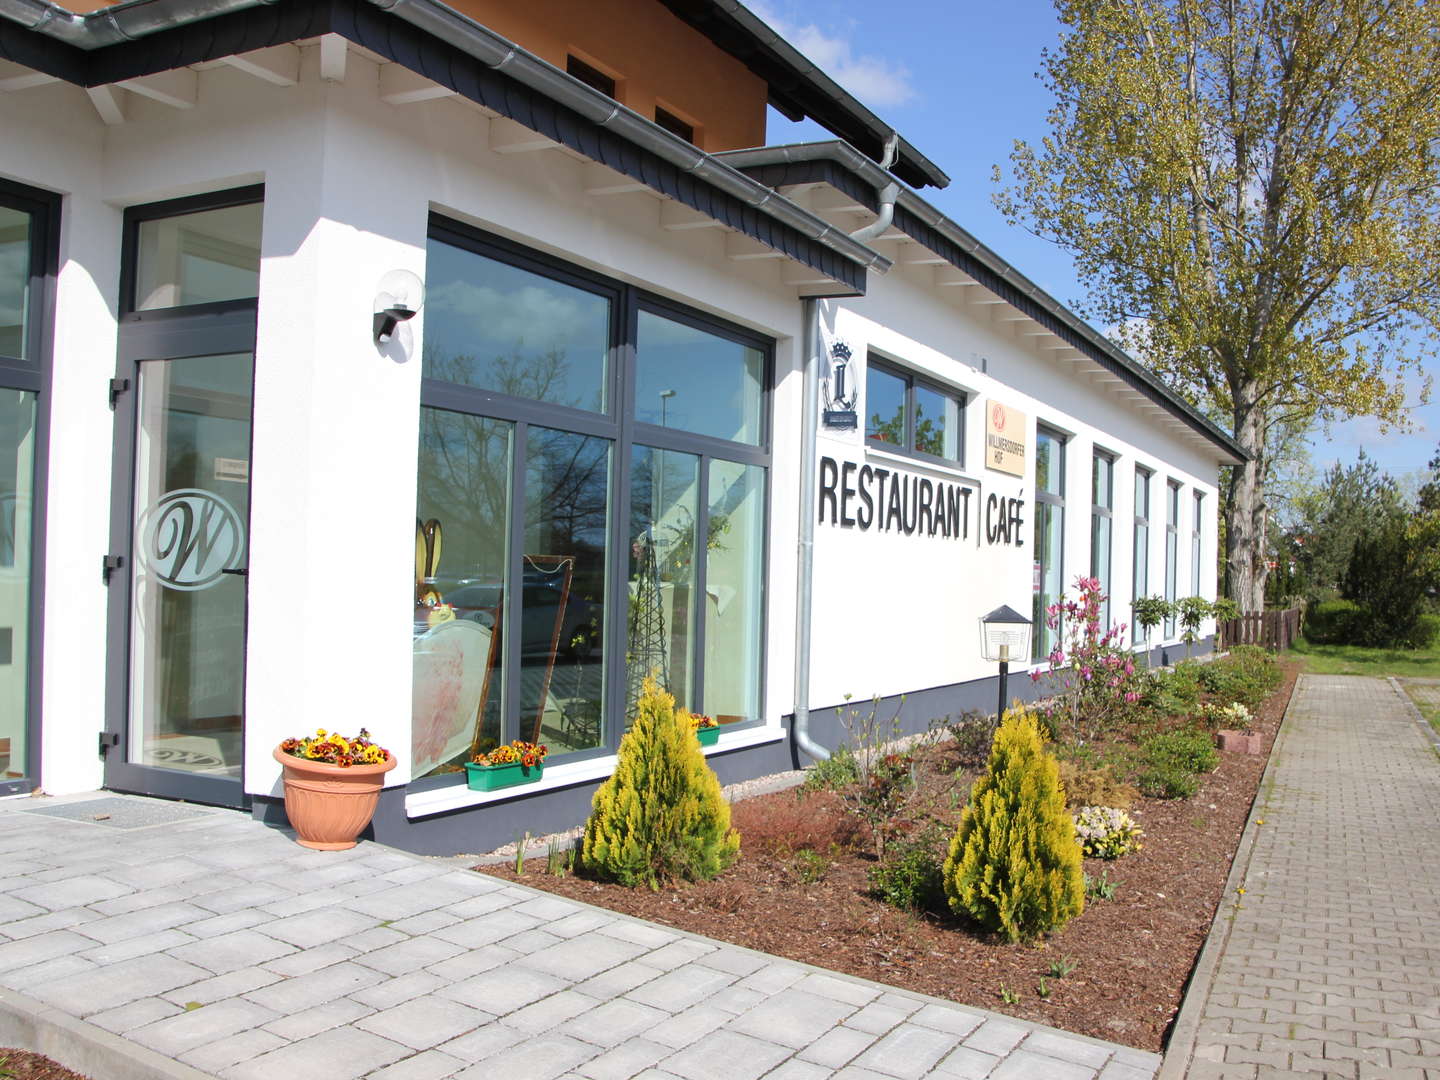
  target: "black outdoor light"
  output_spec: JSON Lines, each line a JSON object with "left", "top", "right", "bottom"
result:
{"left": 980, "top": 604, "right": 1033, "bottom": 721}
{"left": 373, "top": 269, "right": 426, "bottom": 344}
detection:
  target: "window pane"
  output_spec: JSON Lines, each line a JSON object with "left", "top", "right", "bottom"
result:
{"left": 1091, "top": 512, "right": 1111, "bottom": 629}
{"left": 635, "top": 311, "right": 763, "bottom": 444}
{"left": 0, "top": 390, "right": 36, "bottom": 781}
{"left": 865, "top": 366, "right": 906, "bottom": 445}
{"left": 1033, "top": 501, "right": 1064, "bottom": 660}
{"left": 1167, "top": 482, "right": 1180, "bottom": 527}
{"left": 135, "top": 203, "right": 262, "bottom": 310}
{"left": 913, "top": 385, "right": 959, "bottom": 460}
{"left": 523, "top": 428, "right": 610, "bottom": 753}
{"left": 1133, "top": 522, "right": 1149, "bottom": 643}
{"left": 0, "top": 207, "right": 29, "bottom": 359}
{"left": 1165, "top": 528, "right": 1178, "bottom": 635}
{"left": 1192, "top": 493, "right": 1203, "bottom": 596}
{"left": 627, "top": 447, "right": 699, "bottom": 723}
{"left": 705, "top": 460, "right": 765, "bottom": 724}
{"left": 1036, "top": 430, "right": 1063, "bottom": 495}
{"left": 1092, "top": 455, "right": 1112, "bottom": 509}
{"left": 425, "top": 239, "right": 610, "bottom": 412}
{"left": 412, "top": 409, "right": 513, "bottom": 779}
{"left": 1135, "top": 470, "right": 1150, "bottom": 519}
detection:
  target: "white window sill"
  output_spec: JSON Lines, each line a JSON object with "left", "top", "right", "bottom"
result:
{"left": 404, "top": 725, "right": 787, "bottom": 820}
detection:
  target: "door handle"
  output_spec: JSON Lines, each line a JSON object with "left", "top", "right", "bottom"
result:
{"left": 221, "top": 567, "right": 249, "bottom": 576}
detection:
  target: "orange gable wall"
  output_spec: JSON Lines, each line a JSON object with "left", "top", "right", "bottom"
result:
{"left": 60, "top": 0, "right": 770, "bottom": 152}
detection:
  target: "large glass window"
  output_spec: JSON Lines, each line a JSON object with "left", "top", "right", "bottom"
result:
{"left": 1133, "top": 467, "right": 1151, "bottom": 646}
{"left": 865, "top": 358, "right": 963, "bottom": 464}
{"left": 635, "top": 310, "right": 763, "bottom": 444}
{"left": 1033, "top": 427, "right": 1065, "bottom": 662}
{"left": 0, "top": 181, "right": 52, "bottom": 795}
{"left": 413, "top": 221, "right": 770, "bottom": 783}
{"left": 424, "top": 233, "right": 610, "bottom": 413}
{"left": 1165, "top": 481, "right": 1181, "bottom": 637}
{"left": 1091, "top": 452, "right": 1113, "bottom": 629}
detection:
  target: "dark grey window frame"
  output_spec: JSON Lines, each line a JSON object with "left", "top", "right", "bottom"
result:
{"left": 1032, "top": 425, "right": 1066, "bottom": 662}
{"left": 414, "top": 215, "right": 772, "bottom": 791}
{"left": 103, "top": 185, "right": 263, "bottom": 810}
{"left": 1165, "top": 479, "right": 1181, "bottom": 637}
{"left": 1090, "top": 449, "right": 1114, "bottom": 629}
{"left": 1191, "top": 490, "right": 1204, "bottom": 597}
{"left": 0, "top": 177, "right": 59, "bottom": 797}
{"left": 1133, "top": 465, "right": 1152, "bottom": 645}
{"left": 863, "top": 356, "right": 966, "bottom": 468}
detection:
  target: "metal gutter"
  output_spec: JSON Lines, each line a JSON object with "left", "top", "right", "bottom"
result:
{"left": 0, "top": 0, "right": 274, "bottom": 48}
{"left": 363, "top": 0, "right": 890, "bottom": 276}
{"left": 690, "top": 0, "right": 950, "bottom": 192}
{"left": 717, "top": 141, "right": 1247, "bottom": 465}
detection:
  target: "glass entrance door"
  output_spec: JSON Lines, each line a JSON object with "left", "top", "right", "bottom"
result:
{"left": 105, "top": 311, "right": 255, "bottom": 808}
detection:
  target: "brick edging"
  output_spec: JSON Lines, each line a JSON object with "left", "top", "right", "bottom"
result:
{"left": 1387, "top": 676, "right": 1440, "bottom": 754}
{"left": 1155, "top": 671, "right": 1307, "bottom": 1080}
{"left": 0, "top": 986, "right": 221, "bottom": 1080}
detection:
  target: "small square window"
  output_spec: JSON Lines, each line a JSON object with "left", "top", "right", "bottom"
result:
{"left": 864, "top": 358, "right": 964, "bottom": 465}
{"left": 567, "top": 55, "right": 616, "bottom": 99}
{"left": 654, "top": 107, "right": 695, "bottom": 144}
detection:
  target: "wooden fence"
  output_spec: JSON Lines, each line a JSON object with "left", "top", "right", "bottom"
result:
{"left": 1218, "top": 607, "right": 1302, "bottom": 651}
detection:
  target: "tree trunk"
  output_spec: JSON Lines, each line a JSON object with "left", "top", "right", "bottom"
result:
{"left": 1226, "top": 395, "right": 1269, "bottom": 613}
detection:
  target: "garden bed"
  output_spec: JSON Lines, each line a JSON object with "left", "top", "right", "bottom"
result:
{"left": 0, "top": 1050, "right": 92, "bottom": 1080}
{"left": 478, "top": 660, "right": 1299, "bottom": 1053}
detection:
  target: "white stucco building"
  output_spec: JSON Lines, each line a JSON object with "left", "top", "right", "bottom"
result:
{"left": 0, "top": 0, "right": 1242, "bottom": 852}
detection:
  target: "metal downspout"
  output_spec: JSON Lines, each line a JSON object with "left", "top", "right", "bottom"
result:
{"left": 848, "top": 133, "right": 900, "bottom": 244}
{"left": 792, "top": 297, "right": 830, "bottom": 763}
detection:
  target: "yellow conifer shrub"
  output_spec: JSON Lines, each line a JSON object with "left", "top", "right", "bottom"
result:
{"left": 580, "top": 677, "right": 740, "bottom": 888}
{"left": 943, "top": 707, "right": 1084, "bottom": 942}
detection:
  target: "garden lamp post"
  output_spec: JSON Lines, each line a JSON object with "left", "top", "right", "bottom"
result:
{"left": 980, "top": 605, "right": 1033, "bottom": 722}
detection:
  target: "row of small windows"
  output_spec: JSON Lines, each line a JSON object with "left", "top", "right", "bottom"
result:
{"left": 565, "top": 54, "right": 696, "bottom": 145}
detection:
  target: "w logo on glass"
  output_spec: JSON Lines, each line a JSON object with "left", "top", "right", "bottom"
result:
{"left": 138, "top": 489, "right": 246, "bottom": 591}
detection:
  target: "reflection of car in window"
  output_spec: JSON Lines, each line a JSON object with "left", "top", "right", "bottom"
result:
{"left": 429, "top": 573, "right": 597, "bottom": 660}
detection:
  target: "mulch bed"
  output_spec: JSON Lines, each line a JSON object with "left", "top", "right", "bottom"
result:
{"left": 479, "top": 662, "right": 1299, "bottom": 1053}
{"left": 0, "top": 1050, "right": 92, "bottom": 1080}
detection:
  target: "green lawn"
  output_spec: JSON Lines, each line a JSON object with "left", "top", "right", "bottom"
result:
{"left": 1286, "top": 636, "right": 1440, "bottom": 678}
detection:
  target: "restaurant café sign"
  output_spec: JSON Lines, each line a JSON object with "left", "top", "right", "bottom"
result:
{"left": 818, "top": 456, "right": 1024, "bottom": 547}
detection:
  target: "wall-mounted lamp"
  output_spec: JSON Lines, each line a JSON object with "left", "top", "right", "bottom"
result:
{"left": 822, "top": 340, "right": 858, "bottom": 429}
{"left": 980, "top": 604, "right": 1033, "bottom": 721}
{"left": 373, "top": 269, "right": 426, "bottom": 344}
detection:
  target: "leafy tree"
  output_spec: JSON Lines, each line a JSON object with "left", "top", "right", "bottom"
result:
{"left": 1341, "top": 511, "right": 1440, "bottom": 648}
{"left": 1418, "top": 442, "right": 1440, "bottom": 514}
{"left": 997, "top": 0, "right": 1440, "bottom": 612}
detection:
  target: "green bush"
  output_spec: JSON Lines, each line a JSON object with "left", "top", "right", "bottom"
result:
{"left": 943, "top": 708, "right": 1085, "bottom": 942}
{"left": 1416, "top": 614, "right": 1440, "bottom": 648}
{"left": 1197, "top": 647, "right": 1281, "bottom": 710}
{"left": 1305, "top": 599, "right": 1363, "bottom": 645}
{"left": 868, "top": 831, "right": 946, "bottom": 912}
{"left": 1130, "top": 728, "right": 1217, "bottom": 799}
{"left": 1342, "top": 513, "right": 1440, "bottom": 648}
{"left": 1140, "top": 661, "right": 1205, "bottom": 717}
{"left": 580, "top": 678, "right": 740, "bottom": 888}
{"left": 801, "top": 745, "right": 860, "bottom": 792}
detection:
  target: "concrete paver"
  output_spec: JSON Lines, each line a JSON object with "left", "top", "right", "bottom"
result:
{"left": 1163, "top": 674, "right": 1440, "bottom": 1078}
{"left": 1, "top": 789, "right": 1157, "bottom": 1079}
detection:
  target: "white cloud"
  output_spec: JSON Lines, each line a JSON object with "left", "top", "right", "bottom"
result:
{"left": 749, "top": 2, "right": 917, "bottom": 108}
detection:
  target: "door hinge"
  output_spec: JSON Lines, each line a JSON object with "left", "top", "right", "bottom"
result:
{"left": 102, "top": 554, "right": 125, "bottom": 583}
{"left": 98, "top": 731, "right": 120, "bottom": 756}
{"left": 108, "top": 377, "right": 130, "bottom": 408}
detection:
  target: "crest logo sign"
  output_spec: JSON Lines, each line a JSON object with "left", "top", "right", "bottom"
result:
{"left": 138, "top": 488, "right": 245, "bottom": 591}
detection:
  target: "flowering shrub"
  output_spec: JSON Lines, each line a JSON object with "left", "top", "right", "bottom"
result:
{"left": 1073, "top": 805, "right": 1144, "bottom": 859}
{"left": 472, "top": 740, "right": 548, "bottom": 768}
{"left": 1200, "top": 701, "right": 1252, "bottom": 731}
{"left": 279, "top": 728, "right": 390, "bottom": 768}
{"left": 1033, "top": 576, "right": 1145, "bottom": 741}
{"left": 688, "top": 713, "right": 718, "bottom": 730}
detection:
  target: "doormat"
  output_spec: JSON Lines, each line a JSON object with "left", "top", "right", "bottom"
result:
{"left": 19, "top": 796, "right": 214, "bottom": 829}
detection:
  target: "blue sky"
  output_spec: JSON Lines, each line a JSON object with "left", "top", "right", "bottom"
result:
{"left": 755, "top": 0, "right": 1439, "bottom": 486}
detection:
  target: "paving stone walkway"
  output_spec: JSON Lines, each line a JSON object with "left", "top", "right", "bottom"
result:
{"left": 1168, "top": 675, "right": 1440, "bottom": 1079}
{"left": 0, "top": 792, "right": 1157, "bottom": 1080}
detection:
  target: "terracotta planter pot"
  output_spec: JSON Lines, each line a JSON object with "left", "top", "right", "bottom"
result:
{"left": 1214, "top": 730, "right": 1262, "bottom": 755}
{"left": 273, "top": 746, "right": 397, "bottom": 850}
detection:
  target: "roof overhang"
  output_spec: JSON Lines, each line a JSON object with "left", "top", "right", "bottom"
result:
{"left": 717, "top": 141, "right": 1247, "bottom": 466}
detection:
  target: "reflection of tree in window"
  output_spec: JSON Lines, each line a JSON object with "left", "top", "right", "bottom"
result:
{"left": 425, "top": 343, "right": 598, "bottom": 413}
{"left": 526, "top": 429, "right": 609, "bottom": 601}
{"left": 914, "top": 401, "right": 943, "bottom": 457}
{"left": 868, "top": 403, "right": 904, "bottom": 444}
